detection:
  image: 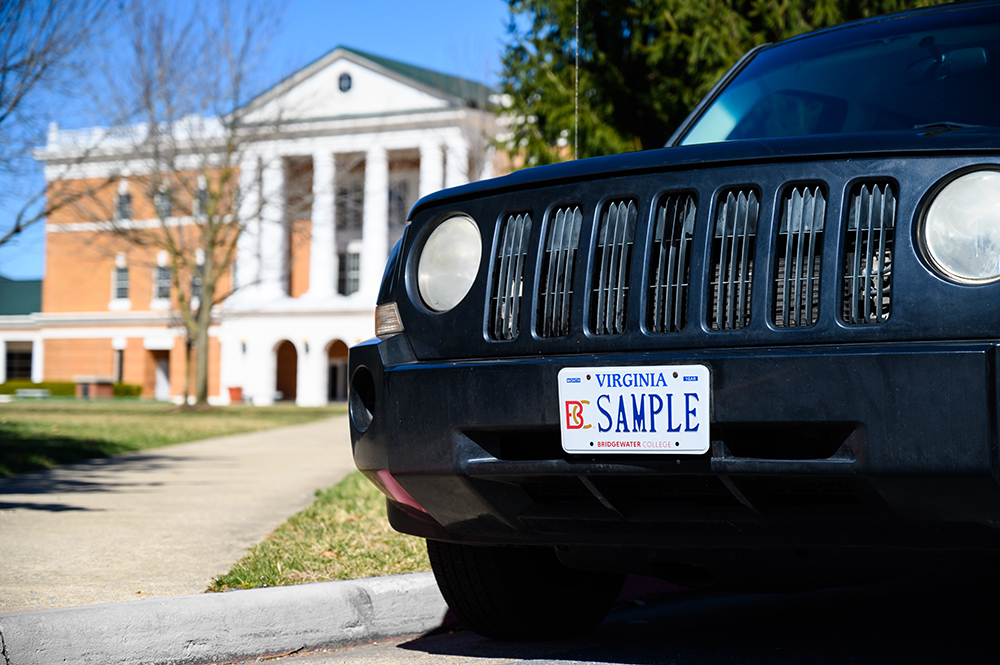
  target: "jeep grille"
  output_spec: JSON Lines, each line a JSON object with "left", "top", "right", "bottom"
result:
{"left": 709, "top": 189, "right": 759, "bottom": 331}
{"left": 489, "top": 212, "right": 532, "bottom": 340}
{"left": 538, "top": 206, "right": 583, "bottom": 338}
{"left": 590, "top": 200, "right": 637, "bottom": 335}
{"left": 647, "top": 192, "right": 696, "bottom": 333}
{"left": 842, "top": 183, "right": 895, "bottom": 325}
{"left": 774, "top": 185, "right": 826, "bottom": 327}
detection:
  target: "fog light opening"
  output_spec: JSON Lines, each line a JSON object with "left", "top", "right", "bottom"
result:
{"left": 350, "top": 366, "right": 376, "bottom": 433}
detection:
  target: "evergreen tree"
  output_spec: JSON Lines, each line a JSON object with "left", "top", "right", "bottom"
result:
{"left": 499, "top": 0, "right": 936, "bottom": 165}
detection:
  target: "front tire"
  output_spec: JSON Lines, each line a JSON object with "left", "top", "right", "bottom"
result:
{"left": 426, "top": 539, "right": 624, "bottom": 640}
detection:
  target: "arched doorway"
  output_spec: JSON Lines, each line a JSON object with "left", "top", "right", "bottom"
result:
{"left": 275, "top": 340, "right": 297, "bottom": 401}
{"left": 327, "top": 340, "right": 349, "bottom": 402}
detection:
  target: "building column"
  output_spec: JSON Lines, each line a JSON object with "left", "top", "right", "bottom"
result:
{"left": 444, "top": 138, "right": 469, "bottom": 189}
{"left": 234, "top": 156, "right": 263, "bottom": 301}
{"left": 419, "top": 142, "right": 445, "bottom": 198}
{"left": 295, "top": 337, "right": 326, "bottom": 407}
{"left": 361, "top": 146, "right": 389, "bottom": 301}
{"left": 306, "top": 151, "right": 335, "bottom": 299}
{"left": 259, "top": 156, "right": 288, "bottom": 300}
{"left": 31, "top": 337, "right": 43, "bottom": 383}
{"left": 242, "top": 335, "right": 276, "bottom": 407}
{"left": 0, "top": 340, "right": 6, "bottom": 382}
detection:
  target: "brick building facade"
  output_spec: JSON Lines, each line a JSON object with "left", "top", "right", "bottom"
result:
{"left": 1, "top": 48, "right": 496, "bottom": 404}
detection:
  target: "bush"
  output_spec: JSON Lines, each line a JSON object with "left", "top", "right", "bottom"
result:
{"left": 0, "top": 380, "right": 76, "bottom": 397}
{"left": 113, "top": 383, "right": 143, "bottom": 398}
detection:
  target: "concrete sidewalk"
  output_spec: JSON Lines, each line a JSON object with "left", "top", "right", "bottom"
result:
{"left": 0, "top": 414, "right": 356, "bottom": 612}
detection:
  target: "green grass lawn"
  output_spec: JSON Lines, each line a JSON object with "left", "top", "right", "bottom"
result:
{"left": 208, "top": 470, "right": 431, "bottom": 590}
{"left": 0, "top": 399, "right": 344, "bottom": 476}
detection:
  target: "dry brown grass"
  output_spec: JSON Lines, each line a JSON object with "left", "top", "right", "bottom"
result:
{"left": 208, "top": 471, "right": 430, "bottom": 590}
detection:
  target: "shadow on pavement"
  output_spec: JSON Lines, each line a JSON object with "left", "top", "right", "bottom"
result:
{"left": 0, "top": 500, "right": 99, "bottom": 512}
{"left": 399, "top": 575, "right": 999, "bottom": 664}
{"left": 0, "top": 449, "right": 214, "bottom": 497}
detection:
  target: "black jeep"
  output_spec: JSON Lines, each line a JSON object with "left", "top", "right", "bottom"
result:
{"left": 350, "top": 1, "right": 1000, "bottom": 639}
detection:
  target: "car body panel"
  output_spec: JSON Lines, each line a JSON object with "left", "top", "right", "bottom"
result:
{"left": 349, "top": 1, "right": 1000, "bottom": 586}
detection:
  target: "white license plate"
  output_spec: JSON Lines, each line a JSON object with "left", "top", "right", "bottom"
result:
{"left": 558, "top": 365, "right": 710, "bottom": 454}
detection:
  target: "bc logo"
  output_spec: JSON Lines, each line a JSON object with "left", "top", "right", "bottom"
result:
{"left": 565, "top": 400, "right": 591, "bottom": 430}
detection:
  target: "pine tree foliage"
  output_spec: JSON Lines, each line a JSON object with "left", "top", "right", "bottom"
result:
{"left": 499, "top": 0, "right": 937, "bottom": 165}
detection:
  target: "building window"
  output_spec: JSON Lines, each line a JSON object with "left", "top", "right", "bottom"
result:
{"left": 388, "top": 179, "right": 410, "bottom": 229}
{"left": 339, "top": 72, "right": 352, "bottom": 93}
{"left": 113, "top": 349, "right": 124, "bottom": 383}
{"left": 191, "top": 266, "right": 203, "bottom": 302}
{"left": 154, "top": 187, "right": 172, "bottom": 218}
{"left": 335, "top": 156, "right": 365, "bottom": 232}
{"left": 115, "top": 191, "right": 132, "bottom": 221}
{"left": 114, "top": 266, "right": 129, "bottom": 299}
{"left": 194, "top": 186, "right": 208, "bottom": 217}
{"left": 5, "top": 343, "right": 32, "bottom": 380}
{"left": 155, "top": 266, "right": 171, "bottom": 299}
{"left": 338, "top": 250, "right": 360, "bottom": 296}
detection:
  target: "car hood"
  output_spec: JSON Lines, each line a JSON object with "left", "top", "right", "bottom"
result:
{"left": 413, "top": 128, "right": 1000, "bottom": 215}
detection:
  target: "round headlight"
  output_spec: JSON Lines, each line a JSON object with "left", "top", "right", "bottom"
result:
{"left": 417, "top": 215, "right": 482, "bottom": 312}
{"left": 923, "top": 170, "right": 1000, "bottom": 283}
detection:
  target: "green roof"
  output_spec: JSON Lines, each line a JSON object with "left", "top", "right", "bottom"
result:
{"left": 239, "top": 45, "right": 495, "bottom": 123}
{"left": 341, "top": 47, "right": 493, "bottom": 107}
{"left": 0, "top": 275, "right": 41, "bottom": 315}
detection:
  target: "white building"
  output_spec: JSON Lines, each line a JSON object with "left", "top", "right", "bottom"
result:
{"left": 22, "top": 47, "right": 497, "bottom": 405}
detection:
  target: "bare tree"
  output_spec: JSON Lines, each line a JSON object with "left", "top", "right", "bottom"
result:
{"left": 0, "top": 0, "right": 113, "bottom": 252}
{"left": 51, "top": 0, "right": 286, "bottom": 406}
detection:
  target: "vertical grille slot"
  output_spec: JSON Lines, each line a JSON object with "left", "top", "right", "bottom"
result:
{"left": 774, "top": 185, "right": 825, "bottom": 327}
{"left": 710, "top": 189, "right": 759, "bottom": 331}
{"left": 648, "top": 193, "right": 696, "bottom": 333}
{"left": 843, "top": 183, "right": 895, "bottom": 325}
{"left": 590, "top": 200, "right": 637, "bottom": 335}
{"left": 538, "top": 206, "right": 583, "bottom": 337}
{"left": 489, "top": 212, "right": 532, "bottom": 340}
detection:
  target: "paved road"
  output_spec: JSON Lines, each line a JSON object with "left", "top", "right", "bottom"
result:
{"left": 212, "top": 575, "right": 999, "bottom": 665}
{"left": 0, "top": 414, "right": 355, "bottom": 612}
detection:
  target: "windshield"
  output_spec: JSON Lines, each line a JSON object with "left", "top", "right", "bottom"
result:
{"left": 680, "top": 4, "right": 1000, "bottom": 146}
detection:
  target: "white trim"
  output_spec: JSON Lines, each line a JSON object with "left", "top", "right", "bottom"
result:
{"left": 239, "top": 48, "right": 466, "bottom": 117}
{"left": 30, "top": 338, "right": 43, "bottom": 383}
{"left": 48, "top": 216, "right": 200, "bottom": 233}
{"left": 39, "top": 109, "right": 471, "bottom": 179}
{"left": 35, "top": 326, "right": 219, "bottom": 339}
{"left": 30, "top": 312, "right": 177, "bottom": 325}
{"left": 108, "top": 298, "right": 132, "bottom": 311}
{"left": 143, "top": 336, "right": 176, "bottom": 351}
{"left": 0, "top": 315, "right": 42, "bottom": 330}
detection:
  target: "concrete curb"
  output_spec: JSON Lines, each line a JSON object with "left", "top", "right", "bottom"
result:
{"left": 0, "top": 571, "right": 447, "bottom": 665}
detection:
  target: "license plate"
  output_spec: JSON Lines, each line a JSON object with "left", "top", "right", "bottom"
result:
{"left": 558, "top": 365, "right": 710, "bottom": 454}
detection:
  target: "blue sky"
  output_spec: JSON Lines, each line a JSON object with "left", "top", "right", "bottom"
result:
{"left": 0, "top": 0, "right": 510, "bottom": 280}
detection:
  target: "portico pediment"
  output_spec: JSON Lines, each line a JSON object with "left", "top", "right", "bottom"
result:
{"left": 241, "top": 47, "right": 477, "bottom": 125}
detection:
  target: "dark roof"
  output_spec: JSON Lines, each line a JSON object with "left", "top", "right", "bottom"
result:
{"left": 0, "top": 275, "right": 42, "bottom": 316}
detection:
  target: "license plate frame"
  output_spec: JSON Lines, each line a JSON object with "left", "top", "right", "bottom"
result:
{"left": 557, "top": 364, "right": 710, "bottom": 454}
